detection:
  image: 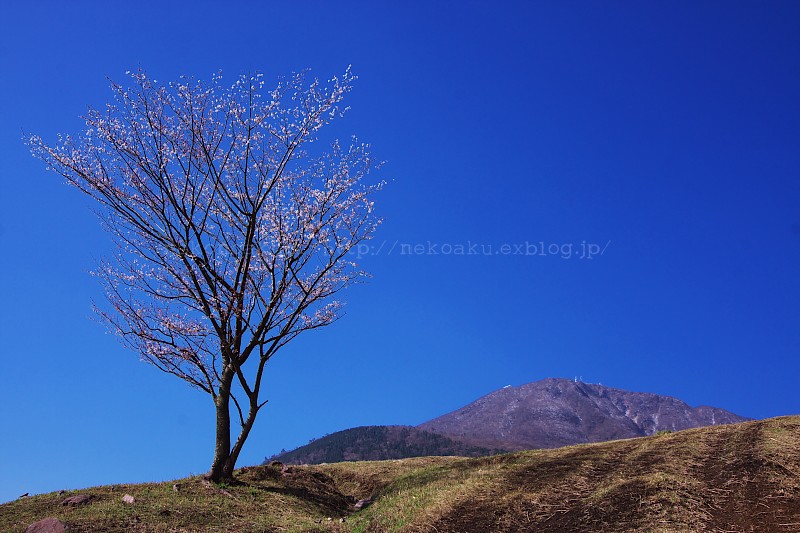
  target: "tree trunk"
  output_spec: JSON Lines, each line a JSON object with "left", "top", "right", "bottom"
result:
{"left": 207, "top": 391, "right": 233, "bottom": 483}
{"left": 227, "top": 410, "right": 258, "bottom": 476}
{"left": 207, "top": 370, "right": 261, "bottom": 483}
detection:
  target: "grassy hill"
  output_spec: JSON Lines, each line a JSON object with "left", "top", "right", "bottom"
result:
{"left": 3, "top": 416, "right": 799, "bottom": 532}
{"left": 267, "top": 425, "right": 509, "bottom": 465}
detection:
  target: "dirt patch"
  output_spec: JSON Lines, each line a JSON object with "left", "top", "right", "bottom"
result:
{"left": 698, "top": 421, "right": 800, "bottom": 532}
{"left": 433, "top": 421, "right": 800, "bottom": 532}
{"left": 240, "top": 465, "right": 354, "bottom": 518}
{"left": 433, "top": 442, "right": 647, "bottom": 532}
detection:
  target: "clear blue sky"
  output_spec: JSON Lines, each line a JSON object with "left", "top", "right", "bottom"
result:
{"left": 1, "top": 1, "right": 798, "bottom": 503}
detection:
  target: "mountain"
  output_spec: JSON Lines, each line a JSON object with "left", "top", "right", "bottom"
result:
{"left": 418, "top": 377, "right": 749, "bottom": 449}
{"left": 266, "top": 425, "right": 508, "bottom": 465}
{"left": 269, "top": 378, "right": 749, "bottom": 464}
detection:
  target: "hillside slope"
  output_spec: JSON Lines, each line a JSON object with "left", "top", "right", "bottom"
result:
{"left": 268, "top": 425, "right": 508, "bottom": 465}
{"left": 3, "top": 416, "right": 798, "bottom": 532}
{"left": 419, "top": 377, "right": 748, "bottom": 449}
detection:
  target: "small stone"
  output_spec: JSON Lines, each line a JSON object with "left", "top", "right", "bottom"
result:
{"left": 25, "top": 517, "right": 67, "bottom": 533}
{"left": 281, "top": 465, "right": 295, "bottom": 475}
{"left": 354, "top": 498, "right": 373, "bottom": 510}
{"left": 122, "top": 494, "right": 135, "bottom": 504}
{"left": 172, "top": 483, "right": 181, "bottom": 492}
{"left": 61, "top": 494, "right": 94, "bottom": 507}
{"left": 339, "top": 517, "right": 346, "bottom": 523}
{"left": 268, "top": 460, "right": 283, "bottom": 468}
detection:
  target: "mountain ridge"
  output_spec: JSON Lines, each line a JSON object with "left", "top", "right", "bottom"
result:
{"left": 418, "top": 377, "right": 749, "bottom": 450}
{"left": 267, "top": 425, "right": 507, "bottom": 465}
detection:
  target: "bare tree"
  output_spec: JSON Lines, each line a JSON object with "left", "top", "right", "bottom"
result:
{"left": 29, "top": 68, "right": 382, "bottom": 482}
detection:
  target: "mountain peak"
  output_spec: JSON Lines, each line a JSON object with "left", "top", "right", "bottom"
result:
{"left": 417, "top": 378, "right": 748, "bottom": 450}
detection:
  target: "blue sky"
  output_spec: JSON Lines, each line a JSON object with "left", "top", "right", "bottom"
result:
{"left": 1, "top": 1, "right": 798, "bottom": 503}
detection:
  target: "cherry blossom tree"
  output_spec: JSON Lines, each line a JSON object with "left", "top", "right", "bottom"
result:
{"left": 29, "top": 68, "right": 382, "bottom": 482}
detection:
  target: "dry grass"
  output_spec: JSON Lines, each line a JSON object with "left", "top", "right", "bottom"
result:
{"left": 2, "top": 416, "right": 799, "bottom": 532}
